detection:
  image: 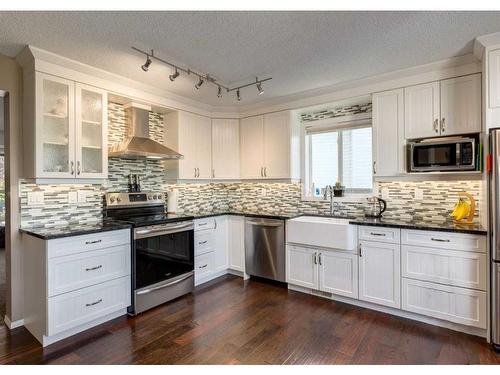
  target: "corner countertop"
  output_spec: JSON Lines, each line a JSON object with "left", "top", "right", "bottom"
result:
{"left": 182, "top": 211, "right": 299, "bottom": 221}
{"left": 20, "top": 220, "right": 133, "bottom": 240}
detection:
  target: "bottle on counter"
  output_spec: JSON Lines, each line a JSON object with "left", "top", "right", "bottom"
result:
{"left": 128, "top": 174, "right": 134, "bottom": 192}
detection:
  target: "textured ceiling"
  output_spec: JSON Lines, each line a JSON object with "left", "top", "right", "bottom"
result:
{"left": 0, "top": 11, "right": 500, "bottom": 107}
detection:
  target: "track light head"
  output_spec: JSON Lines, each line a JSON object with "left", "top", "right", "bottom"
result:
{"left": 257, "top": 82, "right": 264, "bottom": 95}
{"left": 236, "top": 88, "right": 241, "bottom": 102}
{"left": 141, "top": 55, "right": 152, "bottom": 72}
{"left": 169, "top": 68, "right": 180, "bottom": 82}
{"left": 217, "top": 86, "right": 222, "bottom": 98}
{"left": 195, "top": 77, "right": 204, "bottom": 89}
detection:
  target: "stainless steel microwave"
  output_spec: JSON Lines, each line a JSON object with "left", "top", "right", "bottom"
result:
{"left": 408, "top": 137, "right": 476, "bottom": 172}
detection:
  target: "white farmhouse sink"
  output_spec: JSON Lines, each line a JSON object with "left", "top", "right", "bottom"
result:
{"left": 286, "top": 216, "right": 357, "bottom": 251}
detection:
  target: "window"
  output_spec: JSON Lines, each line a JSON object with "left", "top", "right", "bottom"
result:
{"left": 305, "top": 124, "right": 373, "bottom": 197}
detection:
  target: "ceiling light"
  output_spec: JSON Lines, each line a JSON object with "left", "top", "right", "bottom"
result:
{"left": 141, "top": 55, "right": 152, "bottom": 72}
{"left": 257, "top": 82, "right": 264, "bottom": 95}
{"left": 169, "top": 68, "right": 180, "bottom": 82}
{"left": 236, "top": 89, "right": 241, "bottom": 102}
{"left": 195, "top": 77, "right": 204, "bottom": 89}
{"left": 217, "top": 86, "right": 222, "bottom": 98}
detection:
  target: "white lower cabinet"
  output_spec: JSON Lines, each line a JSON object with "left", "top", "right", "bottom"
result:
{"left": 228, "top": 215, "right": 245, "bottom": 273}
{"left": 286, "top": 244, "right": 358, "bottom": 298}
{"left": 402, "top": 278, "right": 487, "bottom": 329}
{"left": 359, "top": 240, "right": 401, "bottom": 309}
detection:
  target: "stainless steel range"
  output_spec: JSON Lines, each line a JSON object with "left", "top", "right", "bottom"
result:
{"left": 105, "top": 192, "right": 194, "bottom": 315}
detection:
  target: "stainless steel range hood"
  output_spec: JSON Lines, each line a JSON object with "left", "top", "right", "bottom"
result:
{"left": 108, "top": 102, "right": 183, "bottom": 160}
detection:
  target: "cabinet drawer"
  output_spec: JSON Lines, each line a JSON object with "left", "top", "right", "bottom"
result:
{"left": 47, "top": 276, "right": 130, "bottom": 336}
{"left": 194, "top": 230, "right": 215, "bottom": 256}
{"left": 402, "top": 278, "right": 487, "bottom": 329}
{"left": 401, "top": 229, "right": 486, "bottom": 253}
{"left": 402, "top": 245, "right": 487, "bottom": 290}
{"left": 358, "top": 226, "right": 400, "bottom": 244}
{"left": 195, "top": 252, "right": 215, "bottom": 279}
{"left": 194, "top": 218, "right": 216, "bottom": 231}
{"left": 48, "top": 229, "right": 131, "bottom": 258}
{"left": 48, "top": 244, "right": 131, "bottom": 297}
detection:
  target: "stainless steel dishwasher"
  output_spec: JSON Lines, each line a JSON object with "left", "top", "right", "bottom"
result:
{"left": 245, "top": 217, "right": 286, "bottom": 282}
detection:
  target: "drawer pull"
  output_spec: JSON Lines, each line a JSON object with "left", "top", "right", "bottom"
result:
{"left": 85, "top": 239, "right": 102, "bottom": 245}
{"left": 370, "top": 232, "right": 386, "bottom": 237}
{"left": 431, "top": 238, "right": 450, "bottom": 243}
{"left": 198, "top": 223, "right": 208, "bottom": 226}
{"left": 85, "top": 265, "right": 103, "bottom": 272}
{"left": 85, "top": 298, "right": 102, "bottom": 307}
{"left": 198, "top": 241, "right": 208, "bottom": 245}
{"left": 199, "top": 264, "right": 208, "bottom": 269}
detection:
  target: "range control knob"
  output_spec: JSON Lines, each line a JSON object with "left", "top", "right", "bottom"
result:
{"left": 148, "top": 195, "right": 153, "bottom": 200}
{"left": 153, "top": 194, "right": 158, "bottom": 200}
{"left": 116, "top": 197, "right": 122, "bottom": 203}
{"left": 109, "top": 196, "right": 116, "bottom": 203}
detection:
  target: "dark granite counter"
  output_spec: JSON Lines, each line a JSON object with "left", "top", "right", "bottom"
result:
{"left": 20, "top": 221, "right": 132, "bottom": 240}
{"left": 183, "top": 211, "right": 300, "bottom": 221}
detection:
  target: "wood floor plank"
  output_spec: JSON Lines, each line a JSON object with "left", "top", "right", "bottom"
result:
{"left": 0, "top": 274, "right": 499, "bottom": 364}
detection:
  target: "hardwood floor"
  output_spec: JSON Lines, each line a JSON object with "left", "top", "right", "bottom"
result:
{"left": 1, "top": 274, "right": 499, "bottom": 365}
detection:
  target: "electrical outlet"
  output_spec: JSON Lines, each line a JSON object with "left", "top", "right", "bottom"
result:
{"left": 27, "top": 191, "right": 44, "bottom": 206}
{"left": 68, "top": 191, "right": 77, "bottom": 204}
{"left": 414, "top": 188, "right": 424, "bottom": 200}
{"left": 381, "top": 187, "right": 389, "bottom": 200}
{"left": 261, "top": 188, "right": 267, "bottom": 197}
{"left": 77, "top": 190, "right": 87, "bottom": 203}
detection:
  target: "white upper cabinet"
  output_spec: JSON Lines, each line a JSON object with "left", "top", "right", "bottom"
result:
{"left": 440, "top": 74, "right": 481, "bottom": 136}
{"left": 240, "top": 115, "right": 265, "bottom": 179}
{"left": 487, "top": 48, "right": 500, "bottom": 129}
{"left": 404, "top": 81, "right": 441, "bottom": 139}
{"left": 372, "top": 88, "right": 404, "bottom": 177}
{"left": 25, "top": 72, "right": 108, "bottom": 180}
{"left": 211, "top": 119, "right": 240, "bottom": 179}
{"left": 404, "top": 74, "right": 481, "bottom": 139}
{"left": 240, "top": 111, "right": 300, "bottom": 180}
{"left": 75, "top": 84, "right": 108, "bottom": 179}
{"left": 177, "top": 112, "right": 212, "bottom": 179}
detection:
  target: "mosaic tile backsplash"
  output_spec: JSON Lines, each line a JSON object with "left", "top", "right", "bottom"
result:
{"left": 19, "top": 102, "right": 483, "bottom": 228}
{"left": 300, "top": 102, "right": 372, "bottom": 123}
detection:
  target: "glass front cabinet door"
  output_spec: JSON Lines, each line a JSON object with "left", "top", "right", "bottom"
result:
{"left": 36, "top": 73, "right": 76, "bottom": 178}
{"left": 75, "top": 84, "right": 108, "bottom": 179}
{"left": 34, "top": 73, "right": 108, "bottom": 180}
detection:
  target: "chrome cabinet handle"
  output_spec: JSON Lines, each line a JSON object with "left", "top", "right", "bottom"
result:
{"left": 441, "top": 118, "right": 445, "bottom": 133}
{"left": 85, "top": 265, "right": 102, "bottom": 271}
{"left": 373, "top": 161, "right": 376, "bottom": 175}
{"left": 318, "top": 253, "right": 322, "bottom": 265}
{"left": 198, "top": 222, "right": 208, "bottom": 226}
{"left": 199, "top": 264, "right": 208, "bottom": 269}
{"left": 433, "top": 119, "right": 439, "bottom": 133}
{"left": 214, "top": 219, "right": 217, "bottom": 230}
{"left": 86, "top": 298, "right": 102, "bottom": 307}
{"left": 359, "top": 244, "right": 363, "bottom": 257}
{"left": 85, "top": 239, "right": 102, "bottom": 245}
{"left": 370, "top": 232, "right": 386, "bottom": 237}
{"left": 264, "top": 167, "right": 267, "bottom": 177}
{"left": 260, "top": 167, "right": 264, "bottom": 177}
{"left": 70, "top": 161, "right": 75, "bottom": 175}
{"left": 212, "top": 169, "right": 215, "bottom": 178}
{"left": 313, "top": 252, "right": 317, "bottom": 265}
{"left": 198, "top": 240, "right": 208, "bottom": 245}
{"left": 431, "top": 238, "right": 450, "bottom": 242}
{"left": 77, "top": 161, "right": 81, "bottom": 175}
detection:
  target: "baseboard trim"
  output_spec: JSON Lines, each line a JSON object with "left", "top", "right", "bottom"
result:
{"left": 288, "top": 284, "right": 487, "bottom": 338}
{"left": 3, "top": 315, "right": 25, "bottom": 329}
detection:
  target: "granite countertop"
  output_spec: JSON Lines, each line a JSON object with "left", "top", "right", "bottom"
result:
{"left": 20, "top": 220, "right": 132, "bottom": 240}
{"left": 182, "top": 211, "right": 300, "bottom": 220}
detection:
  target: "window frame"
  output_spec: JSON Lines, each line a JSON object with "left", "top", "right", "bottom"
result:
{"left": 302, "top": 116, "right": 374, "bottom": 202}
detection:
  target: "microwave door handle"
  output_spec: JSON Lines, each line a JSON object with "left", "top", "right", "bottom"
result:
{"left": 456, "top": 143, "right": 461, "bottom": 166}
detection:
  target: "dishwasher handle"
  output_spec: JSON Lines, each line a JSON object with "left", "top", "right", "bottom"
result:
{"left": 246, "top": 219, "right": 284, "bottom": 227}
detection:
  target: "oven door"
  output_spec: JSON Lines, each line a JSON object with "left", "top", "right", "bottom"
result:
{"left": 134, "top": 222, "right": 194, "bottom": 290}
{"left": 410, "top": 142, "right": 458, "bottom": 171}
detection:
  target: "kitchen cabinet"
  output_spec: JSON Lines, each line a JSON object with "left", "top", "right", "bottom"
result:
{"left": 359, "top": 240, "right": 401, "bottom": 309}
{"left": 240, "top": 111, "right": 300, "bottom": 180}
{"left": 22, "top": 229, "right": 131, "bottom": 346}
{"left": 487, "top": 48, "right": 500, "bottom": 129}
{"left": 372, "top": 88, "right": 404, "bottom": 177}
{"left": 213, "top": 216, "right": 228, "bottom": 273}
{"left": 211, "top": 119, "right": 240, "bottom": 179}
{"left": 228, "top": 215, "right": 245, "bottom": 273}
{"left": 177, "top": 112, "right": 212, "bottom": 179}
{"left": 404, "top": 74, "right": 481, "bottom": 139}
{"left": 24, "top": 72, "right": 108, "bottom": 180}
{"left": 286, "top": 244, "right": 358, "bottom": 298}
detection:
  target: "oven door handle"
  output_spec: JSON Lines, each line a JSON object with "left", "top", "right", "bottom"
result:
{"left": 136, "top": 271, "right": 194, "bottom": 295}
{"left": 135, "top": 222, "right": 194, "bottom": 238}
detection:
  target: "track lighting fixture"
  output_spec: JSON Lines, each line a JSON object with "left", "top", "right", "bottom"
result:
{"left": 195, "top": 77, "right": 204, "bottom": 89}
{"left": 141, "top": 55, "right": 152, "bottom": 72}
{"left": 132, "top": 46, "right": 272, "bottom": 102}
{"left": 169, "top": 68, "right": 180, "bottom": 82}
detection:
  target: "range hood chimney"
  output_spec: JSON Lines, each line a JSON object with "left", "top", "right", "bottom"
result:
{"left": 108, "top": 102, "right": 183, "bottom": 160}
